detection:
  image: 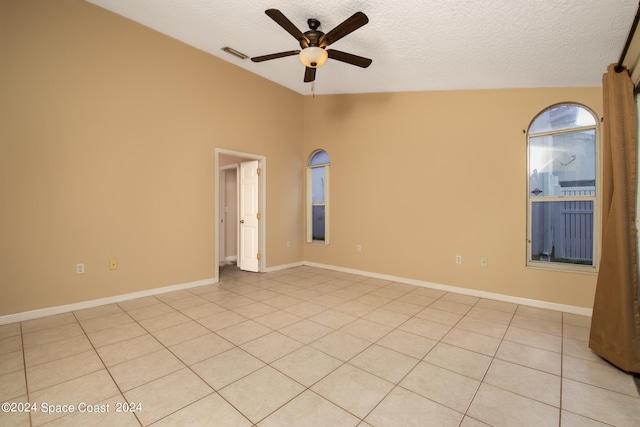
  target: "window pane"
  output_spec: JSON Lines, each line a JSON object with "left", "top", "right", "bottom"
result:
{"left": 530, "top": 105, "right": 596, "bottom": 134}
{"left": 310, "top": 150, "right": 330, "bottom": 166}
{"left": 312, "top": 166, "right": 325, "bottom": 203}
{"left": 529, "top": 130, "right": 595, "bottom": 197}
{"left": 530, "top": 201, "right": 593, "bottom": 265}
{"left": 312, "top": 206, "right": 325, "bottom": 241}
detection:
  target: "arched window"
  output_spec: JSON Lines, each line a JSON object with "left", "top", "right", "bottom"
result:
{"left": 307, "top": 150, "right": 330, "bottom": 243}
{"left": 527, "top": 104, "right": 598, "bottom": 271}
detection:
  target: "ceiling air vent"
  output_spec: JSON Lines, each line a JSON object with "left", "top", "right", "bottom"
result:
{"left": 221, "top": 47, "right": 249, "bottom": 60}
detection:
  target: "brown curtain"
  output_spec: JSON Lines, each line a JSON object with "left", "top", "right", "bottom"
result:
{"left": 589, "top": 64, "right": 640, "bottom": 373}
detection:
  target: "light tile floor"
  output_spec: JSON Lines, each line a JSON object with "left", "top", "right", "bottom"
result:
{"left": 1, "top": 265, "right": 639, "bottom": 426}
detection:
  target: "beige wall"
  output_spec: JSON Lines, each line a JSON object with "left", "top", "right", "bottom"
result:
{"left": 0, "top": 0, "right": 603, "bottom": 317}
{"left": 303, "top": 89, "right": 603, "bottom": 308}
{"left": 0, "top": 0, "right": 304, "bottom": 315}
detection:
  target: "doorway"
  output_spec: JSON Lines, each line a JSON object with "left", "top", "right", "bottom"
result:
{"left": 215, "top": 149, "right": 266, "bottom": 281}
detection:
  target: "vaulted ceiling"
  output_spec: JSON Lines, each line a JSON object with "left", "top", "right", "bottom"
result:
{"left": 86, "top": 0, "right": 637, "bottom": 95}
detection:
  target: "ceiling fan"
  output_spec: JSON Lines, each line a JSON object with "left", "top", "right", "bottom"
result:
{"left": 251, "top": 9, "right": 372, "bottom": 83}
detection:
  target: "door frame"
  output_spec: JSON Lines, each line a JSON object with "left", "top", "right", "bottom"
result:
{"left": 215, "top": 148, "right": 266, "bottom": 280}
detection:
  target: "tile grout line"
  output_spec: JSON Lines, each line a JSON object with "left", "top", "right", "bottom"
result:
{"left": 18, "top": 322, "right": 33, "bottom": 427}
{"left": 179, "top": 269, "right": 353, "bottom": 425}
{"left": 455, "top": 297, "right": 505, "bottom": 422}
{"left": 219, "top": 269, "right": 364, "bottom": 424}
{"left": 213, "top": 269, "right": 388, "bottom": 424}
{"left": 118, "top": 293, "right": 266, "bottom": 426}
{"left": 111, "top": 300, "right": 242, "bottom": 426}
{"left": 71, "top": 310, "right": 144, "bottom": 427}
{"left": 249, "top": 272, "right": 397, "bottom": 425}
{"left": 332, "top": 289, "right": 486, "bottom": 423}
{"left": 459, "top": 300, "right": 519, "bottom": 424}
{"left": 262, "top": 280, "right": 457, "bottom": 423}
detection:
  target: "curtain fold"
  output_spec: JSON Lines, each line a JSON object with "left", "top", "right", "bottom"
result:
{"left": 589, "top": 64, "right": 640, "bottom": 373}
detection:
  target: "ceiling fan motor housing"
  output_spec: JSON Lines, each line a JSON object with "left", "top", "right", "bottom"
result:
{"left": 302, "top": 19, "right": 324, "bottom": 49}
{"left": 251, "top": 9, "right": 371, "bottom": 82}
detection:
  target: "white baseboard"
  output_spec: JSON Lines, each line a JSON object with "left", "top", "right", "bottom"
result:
{"left": 0, "top": 278, "right": 217, "bottom": 325}
{"left": 302, "top": 261, "right": 593, "bottom": 317}
{"left": 265, "top": 261, "right": 304, "bottom": 272}
{"left": 1, "top": 260, "right": 593, "bottom": 325}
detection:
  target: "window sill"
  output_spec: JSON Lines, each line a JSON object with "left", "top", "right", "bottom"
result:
{"left": 526, "top": 261, "right": 598, "bottom": 275}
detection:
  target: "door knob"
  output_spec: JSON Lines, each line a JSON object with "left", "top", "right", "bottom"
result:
{"left": 240, "top": 219, "right": 245, "bottom": 223}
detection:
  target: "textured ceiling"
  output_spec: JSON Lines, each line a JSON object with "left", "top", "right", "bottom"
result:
{"left": 86, "top": 0, "right": 637, "bottom": 95}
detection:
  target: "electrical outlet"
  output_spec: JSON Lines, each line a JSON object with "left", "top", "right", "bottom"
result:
{"left": 110, "top": 259, "right": 118, "bottom": 270}
{"left": 76, "top": 263, "right": 85, "bottom": 274}
{"left": 455, "top": 255, "right": 462, "bottom": 264}
{"left": 481, "top": 258, "right": 488, "bottom": 267}
{"left": 356, "top": 245, "right": 362, "bottom": 253}
{"left": 287, "top": 241, "right": 291, "bottom": 248}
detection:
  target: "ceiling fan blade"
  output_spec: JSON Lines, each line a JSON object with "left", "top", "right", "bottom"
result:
{"left": 327, "top": 49, "right": 372, "bottom": 68}
{"left": 304, "top": 67, "right": 316, "bottom": 83}
{"left": 320, "top": 12, "right": 368, "bottom": 47}
{"left": 265, "top": 9, "right": 309, "bottom": 46}
{"left": 251, "top": 50, "right": 300, "bottom": 62}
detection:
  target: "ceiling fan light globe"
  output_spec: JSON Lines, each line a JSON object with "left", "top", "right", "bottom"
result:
{"left": 299, "top": 47, "right": 328, "bottom": 68}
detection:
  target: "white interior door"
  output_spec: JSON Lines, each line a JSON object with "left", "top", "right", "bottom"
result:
{"left": 239, "top": 160, "right": 260, "bottom": 272}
